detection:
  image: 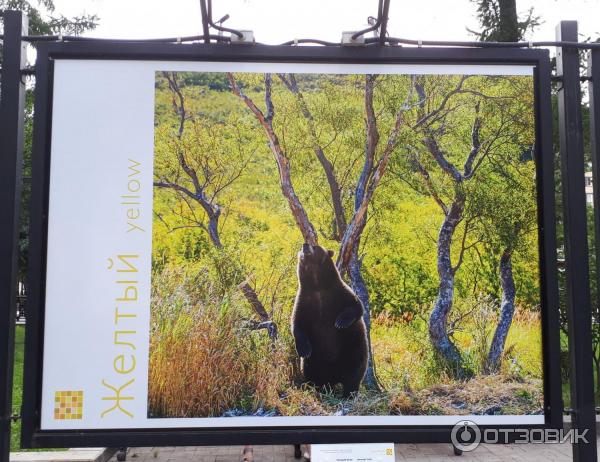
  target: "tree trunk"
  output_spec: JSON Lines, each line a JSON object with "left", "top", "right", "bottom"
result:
{"left": 498, "top": 0, "right": 519, "bottom": 42}
{"left": 348, "top": 245, "right": 380, "bottom": 390}
{"left": 485, "top": 249, "right": 516, "bottom": 373}
{"left": 429, "top": 194, "right": 470, "bottom": 379}
{"left": 238, "top": 281, "right": 278, "bottom": 339}
{"left": 228, "top": 73, "right": 318, "bottom": 246}
{"left": 207, "top": 208, "right": 223, "bottom": 249}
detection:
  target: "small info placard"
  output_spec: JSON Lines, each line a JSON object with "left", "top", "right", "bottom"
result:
{"left": 311, "top": 443, "right": 395, "bottom": 462}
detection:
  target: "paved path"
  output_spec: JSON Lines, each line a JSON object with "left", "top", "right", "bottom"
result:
{"left": 115, "top": 442, "right": 585, "bottom": 462}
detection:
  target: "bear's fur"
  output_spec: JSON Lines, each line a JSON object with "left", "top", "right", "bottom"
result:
{"left": 290, "top": 243, "right": 368, "bottom": 397}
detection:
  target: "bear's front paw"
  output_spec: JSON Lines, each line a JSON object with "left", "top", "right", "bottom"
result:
{"left": 296, "top": 342, "right": 312, "bottom": 359}
{"left": 335, "top": 313, "right": 357, "bottom": 329}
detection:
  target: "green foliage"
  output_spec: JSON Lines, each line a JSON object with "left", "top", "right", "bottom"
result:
{"left": 10, "top": 326, "right": 64, "bottom": 451}
{"left": 0, "top": 0, "right": 98, "bottom": 37}
{"left": 10, "top": 326, "right": 23, "bottom": 451}
{"left": 180, "top": 72, "right": 230, "bottom": 91}
{"left": 469, "top": 0, "right": 540, "bottom": 42}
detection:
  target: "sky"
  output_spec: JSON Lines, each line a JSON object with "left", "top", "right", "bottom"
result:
{"left": 48, "top": 0, "right": 600, "bottom": 45}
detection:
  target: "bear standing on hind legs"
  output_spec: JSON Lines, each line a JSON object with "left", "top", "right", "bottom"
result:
{"left": 291, "top": 243, "right": 368, "bottom": 397}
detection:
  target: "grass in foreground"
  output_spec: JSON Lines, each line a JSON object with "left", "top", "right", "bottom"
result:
{"left": 10, "top": 325, "right": 64, "bottom": 452}
{"left": 10, "top": 325, "right": 24, "bottom": 451}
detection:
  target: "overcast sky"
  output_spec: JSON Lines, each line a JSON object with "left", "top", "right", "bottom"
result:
{"left": 49, "top": 0, "right": 600, "bottom": 45}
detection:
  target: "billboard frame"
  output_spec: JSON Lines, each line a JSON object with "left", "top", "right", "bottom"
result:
{"left": 21, "top": 41, "right": 563, "bottom": 448}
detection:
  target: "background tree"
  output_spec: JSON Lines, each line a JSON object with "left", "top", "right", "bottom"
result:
{"left": 1, "top": 0, "right": 98, "bottom": 63}
{"left": 474, "top": 154, "right": 537, "bottom": 373}
{"left": 411, "top": 76, "right": 483, "bottom": 378}
{"left": 1, "top": 1, "right": 97, "bottom": 448}
{"left": 468, "top": 0, "right": 540, "bottom": 42}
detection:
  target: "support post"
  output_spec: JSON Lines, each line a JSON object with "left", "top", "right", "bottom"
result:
{"left": 591, "top": 55, "right": 600, "bottom": 256}
{"left": 198, "top": 0, "right": 210, "bottom": 43}
{"left": 0, "top": 10, "right": 27, "bottom": 462}
{"left": 556, "top": 20, "right": 598, "bottom": 461}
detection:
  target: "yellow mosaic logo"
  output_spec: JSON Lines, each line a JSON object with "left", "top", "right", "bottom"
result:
{"left": 54, "top": 391, "right": 83, "bottom": 420}
{"left": 386, "top": 448, "right": 393, "bottom": 456}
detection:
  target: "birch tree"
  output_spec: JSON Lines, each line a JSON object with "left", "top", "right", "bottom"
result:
{"left": 478, "top": 150, "right": 537, "bottom": 373}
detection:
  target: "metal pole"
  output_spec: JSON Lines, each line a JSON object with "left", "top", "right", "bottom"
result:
{"left": 537, "top": 55, "right": 564, "bottom": 431}
{"left": 555, "top": 20, "right": 598, "bottom": 461}
{"left": 591, "top": 52, "right": 600, "bottom": 243}
{"left": 199, "top": 0, "right": 210, "bottom": 43}
{"left": 0, "top": 10, "right": 27, "bottom": 462}
{"left": 378, "top": 0, "right": 391, "bottom": 44}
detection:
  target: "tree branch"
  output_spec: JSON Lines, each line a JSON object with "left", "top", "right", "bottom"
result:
{"left": 239, "top": 280, "right": 270, "bottom": 321}
{"left": 154, "top": 180, "right": 196, "bottom": 200}
{"left": 414, "top": 76, "right": 469, "bottom": 129}
{"left": 337, "top": 75, "right": 415, "bottom": 272}
{"left": 154, "top": 179, "right": 220, "bottom": 229}
{"left": 355, "top": 74, "right": 379, "bottom": 211}
{"left": 278, "top": 73, "right": 347, "bottom": 238}
{"left": 162, "top": 72, "right": 205, "bottom": 196}
{"left": 163, "top": 71, "right": 186, "bottom": 139}
{"left": 452, "top": 218, "right": 472, "bottom": 274}
{"left": 411, "top": 151, "right": 448, "bottom": 214}
{"left": 422, "top": 134, "right": 464, "bottom": 182}
{"left": 228, "top": 72, "right": 318, "bottom": 245}
{"left": 462, "top": 103, "right": 482, "bottom": 178}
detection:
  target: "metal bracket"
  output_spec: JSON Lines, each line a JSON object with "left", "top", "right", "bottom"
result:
{"left": 341, "top": 31, "right": 366, "bottom": 46}
{"left": 230, "top": 30, "right": 255, "bottom": 44}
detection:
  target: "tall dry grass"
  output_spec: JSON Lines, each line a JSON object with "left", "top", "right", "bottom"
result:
{"left": 148, "top": 267, "right": 293, "bottom": 418}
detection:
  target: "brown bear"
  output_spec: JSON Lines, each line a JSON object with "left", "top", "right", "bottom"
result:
{"left": 291, "top": 243, "right": 368, "bottom": 397}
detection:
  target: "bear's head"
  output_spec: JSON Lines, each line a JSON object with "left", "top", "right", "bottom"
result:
{"left": 297, "top": 243, "right": 338, "bottom": 289}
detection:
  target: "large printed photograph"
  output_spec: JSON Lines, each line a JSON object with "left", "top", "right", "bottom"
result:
{"left": 148, "top": 68, "right": 542, "bottom": 419}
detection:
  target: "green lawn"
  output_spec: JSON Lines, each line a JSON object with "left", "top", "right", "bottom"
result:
{"left": 9, "top": 326, "right": 64, "bottom": 452}
{"left": 11, "top": 325, "right": 24, "bottom": 451}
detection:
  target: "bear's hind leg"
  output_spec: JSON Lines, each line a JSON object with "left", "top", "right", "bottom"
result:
{"left": 340, "top": 353, "right": 367, "bottom": 398}
{"left": 342, "top": 379, "right": 361, "bottom": 398}
{"left": 302, "top": 358, "right": 327, "bottom": 387}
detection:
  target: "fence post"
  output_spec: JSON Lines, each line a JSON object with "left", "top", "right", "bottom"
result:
{"left": 591, "top": 52, "right": 600, "bottom": 243}
{"left": 0, "top": 10, "right": 28, "bottom": 462}
{"left": 589, "top": 41, "right": 600, "bottom": 438}
{"left": 555, "top": 20, "right": 598, "bottom": 461}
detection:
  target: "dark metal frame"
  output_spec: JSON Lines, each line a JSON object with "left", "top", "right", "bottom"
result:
{"left": 0, "top": 10, "right": 27, "bottom": 462}
{"left": 17, "top": 41, "right": 563, "bottom": 448}
{"left": 555, "top": 21, "right": 598, "bottom": 462}
{"left": 586, "top": 37, "right": 600, "bottom": 462}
